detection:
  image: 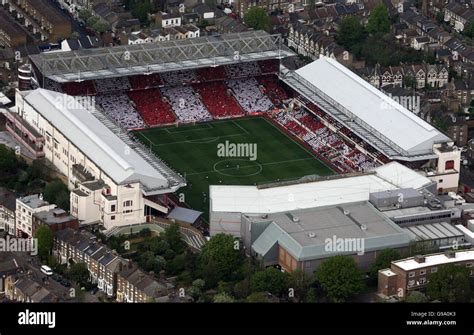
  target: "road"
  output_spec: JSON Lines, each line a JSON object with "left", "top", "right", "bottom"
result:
{"left": 48, "top": 0, "right": 89, "bottom": 40}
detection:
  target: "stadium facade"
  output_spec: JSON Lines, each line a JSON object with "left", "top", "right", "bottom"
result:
{"left": 13, "top": 89, "right": 185, "bottom": 230}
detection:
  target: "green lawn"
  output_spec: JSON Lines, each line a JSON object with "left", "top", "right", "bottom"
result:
{"left": 134, "top": 117, "right": 334, "bottom": 221}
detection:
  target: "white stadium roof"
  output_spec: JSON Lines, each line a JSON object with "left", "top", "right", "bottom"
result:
{"left": 23, "top": 89, "right": 185, "bottom": 194}
{"left": 282, "top": 57, "right": 450, "bottom": 160}
{"left": 210, "top": 162, "right": 433, "bottom": 214}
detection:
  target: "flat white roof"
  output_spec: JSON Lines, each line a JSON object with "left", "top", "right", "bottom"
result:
{"left": 295, "top": 57, "right": 450, "bottom": 155}
{"left": 210, "top": 162, "right": 432, "bottom": 214}
{"left": 393, "top": 249, "right": 474, "bottom": 271}
{"left": 23, "top": 89, "right": 183, "bottom": 193}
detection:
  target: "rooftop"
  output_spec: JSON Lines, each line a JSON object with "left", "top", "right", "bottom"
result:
{"left": 30, "top": 31, "right": 293, "bottom": 83}
{"left": 33, "top": 208, "right": 76, "bottom": 225}
{"left": 22, "top": 89, "right": 185, "bottom": 194}
{"left": 18, "top": 194, "right": 51, "bottom": 209}
{"left": 282, "top": 57, "right": 451, "bottom": 159}
{"left": 251, "top": 201, "right": 412, "bottom": 261}
{"left": 392, "top": 249, "right": 474, "bottom": 271}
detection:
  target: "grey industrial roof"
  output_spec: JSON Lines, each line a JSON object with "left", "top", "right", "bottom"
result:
{"left": 251, "top": 201, "right": 412, "bottom": 261}
{"left": 30, "top": 31, "right": 293, "bottom": 83}
{"left": 404, "top": 222, "right": 464, "bottom": 241}
{"left": 18, "top": 194, "right": 50, "bottom": 209}
{"left": 23, "top": 89, "right": 185, "bottom": 194}
{"left": 33, "top": 208, "right": 76, "bottom": 225}
{"left": 167, "top": 207, "right": 202, "bottom": 224}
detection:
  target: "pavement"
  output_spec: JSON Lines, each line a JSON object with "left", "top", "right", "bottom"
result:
{"left": 0, "top": 131, "right": 36, "bottom": 160}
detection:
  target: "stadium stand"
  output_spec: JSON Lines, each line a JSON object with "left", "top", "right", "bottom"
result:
{"left": 128, "top": 89, "right": 176, "bottom": 126}
{"left": 258, "top": 60, "right": 279, "bottom": 74}
{"left": 96, "top": 94, "right": 146, "bottom": 129}
{"left": 197, "top": 66, "right": 228, "bottom": 82}
{"left": 95, "top": 77, "right": 131, "bottom": 94}
{"left": 62, "top": 80, "right": 96, "bottom": 96}
{"left": 161, "top": 70, "right": 198, "bottom": 85}
{"left": 227, "top": 78, "right": 274, "bottom": 113}
{"left": 258, "top": 75, "right": 288, "bottom": 106}
{"left": 129, "top": 74, "right": 164, "bottom": 90}
{"left": 194, "top": 82, "right": 244, "bottom": 119}
{"left": 225, "top": 62, "right": 261, "bottom": 79}
{"left": 161, "top": 86, "right": 212, "bottom": 122}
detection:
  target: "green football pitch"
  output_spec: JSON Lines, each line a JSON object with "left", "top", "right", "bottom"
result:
{"left": 134, "top": 117, "right": 334, "bottom": 221}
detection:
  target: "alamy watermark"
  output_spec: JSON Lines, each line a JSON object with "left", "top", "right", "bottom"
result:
{"left": 0, "top": 236, "right": 38, "bottom": 255}
{"left": 217, "top": 140, "right": 257, "bottom": 161}
{"left": 324, "top": 235, "right": 365, "bottom": 256}
{"left": 381, "top": 94, "right": 420, "bottom": 114}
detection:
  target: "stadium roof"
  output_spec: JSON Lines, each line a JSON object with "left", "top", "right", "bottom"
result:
{"left": 251, "top": 201, "right": 412, "bottom": 261}
{"left": 209, "top": 162, "right": 433, "bottom": 215}
{"left": 280, "top": 57, "right": 451, "bottom": 161}
{"left": 29, "top": 31, "right": 294, "bottom": 83}
{"left": 22, "top": 89, "right": 185, "bottom": 195}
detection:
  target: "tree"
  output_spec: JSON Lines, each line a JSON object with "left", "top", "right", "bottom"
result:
{"left": 336, "top": 16, "right": 366, "bottom": 49}
{"left": 464, "top": 21, "right": 474, "bottom": 38}
{"left": 130, "top": 0, "right": 152, "bottom": 24}
{"left": 427, "top": 264, "right": 471, "bottom": 302}
{"left": 78, "top": 9, "right": 92, "bottom": 22}
{"left": 287, "top": 269, "right": 312, "bottom": 301}
{"left": 369, "top": 249, "right": 401, "bottom": 281}
{"left": 213, "top": 292, "right": 235, "bottom": 302}
{"left": 405, "top": 291, "right": 429, "bottom": 303}
{"left": 314, "top": 256, "right": 364, "bottom": 302}
{"left": 246, "top": 292, "right": 269, "bottom": 302}
{"left": 92, "top": 20, "right": 110, "bottom": 34}
{"left": 35, "top": 225, "right": 54, "bottom": 261}
{"left": 87, "top": 16, "right": 100, "bottom": 27}
{"left": 163, "top": 223, "right": 185, "bottom": 254}
{"left": 197, "top": 234, "right": 244, "bottom": 287}
{"left": 166, "top": 253, "right": 186, "bottom": 275}
{"left": 251, "top": 267, "right": 288, "bottom": 296}
{"left": 306, "top": 287, "right": 319, "bottom": 303}
{"left": 0, "top": 145, "right": 17, "bottom": 174}
{"left": 244, "top": 7, "right": 272, "bottom": 32}
{"left": 43, "top": 179, "right": 70, "bottom": 211}
{"left": 68, "top": 262, "right": 90, "bottom": 285}
{"left": 367, "top": 4, "right": 391, "bottom": 35}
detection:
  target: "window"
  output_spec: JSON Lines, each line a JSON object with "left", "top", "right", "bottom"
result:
{"left": 420, "top": 269, "right": 426, "bottom": 275}
{"left": 445, "top": 160, "right": 455, "bottom": 170}
{"left": 466, "top": 263, "right": 473, "bottom": 268}
{"left": 419, "top": 277, "right": 427, "bottom": 285}
{"left": 439, "top": 179, "right": 443, "bottom": 183}
{"left": 111, "top": 216, "right": 115, "bottom": 221}
{"left": 123, "top": 200, "right": 133, "bottom": 207}
{"left": 409, "top": 271, "right": 415, "bottom": 278}
{"left": 408, "top": 280, "right": 415, "bottom": 287}
{"left": 111, "top": 205, "right": 116, "bottom": 212}
{"left": 431, "top": 267, "right": 438, "bottom": 273}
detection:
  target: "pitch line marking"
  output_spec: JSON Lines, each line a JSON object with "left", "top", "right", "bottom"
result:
{"left": 186, "top": 157, "right": 314, "bottom": 176}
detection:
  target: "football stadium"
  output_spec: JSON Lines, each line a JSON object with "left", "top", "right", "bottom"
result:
{"left": 22, "top": 30, "right": 459, "bottom": 228}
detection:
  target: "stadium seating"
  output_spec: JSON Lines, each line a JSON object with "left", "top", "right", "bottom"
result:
{"left": 194, "top": 82, "right": 244, "bottom": 118}
{"left": 161, "top": 70, "right": 198, "bottom": 85}
{"left": 227, "top": 78, "right": 274, "bottom": 113}
{"left": 62, "top": 81, "right": 96, "bottom": 96}
{"left": 258, "top": 76, "right": 288, "bottom": 106}
{"left": 197, "top": 66, "right": 228, "bottom": 82}
{"left": 225, "top": 62, "right": 261, "bottom": 79}
{"left": 128, "top": 90, "right": 176, "bottom": 126}
{"left": 95, "top": 77, "right": 131, "bottom": 94}
{"left": 129, "top": 74, "right": 164, "bottom": 90}
{"left": 96, "top": 94, "right": 146, "bottom": 129}
{"left": 161, "top": 86, "right": 212, "bottom": 122}
{"left": 258, "top": 60, "right": 279, "bottom": 74}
